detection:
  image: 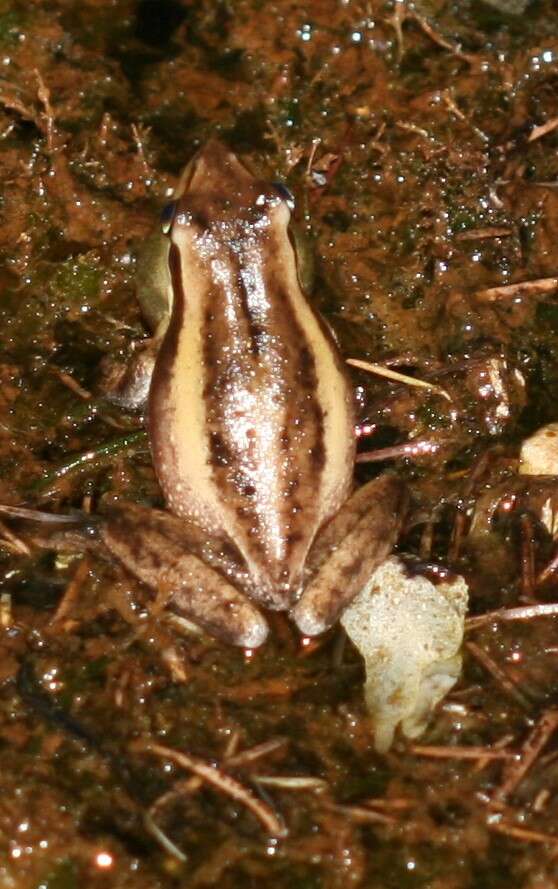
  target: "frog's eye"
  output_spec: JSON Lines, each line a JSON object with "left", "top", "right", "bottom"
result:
{"left": 160, "top": 201, "right": 178, "bottom": 234}
{"left": 272, "top": 182, "right": 295, "bottom": 211}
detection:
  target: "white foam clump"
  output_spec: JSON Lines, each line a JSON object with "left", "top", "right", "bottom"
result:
{"left": 341, "top": 556, "right": 468, "bottom": 754}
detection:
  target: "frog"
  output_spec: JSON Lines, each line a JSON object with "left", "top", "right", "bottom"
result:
{"left": 102, "top": 140, "right": 407, "bottom": 648}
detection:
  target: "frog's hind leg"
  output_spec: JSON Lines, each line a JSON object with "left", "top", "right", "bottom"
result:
{"left": 291, "top": 474, "right": 408, "bottom": 637}
{"left": 100, "top": 504, "right": 269, "bottom": 648}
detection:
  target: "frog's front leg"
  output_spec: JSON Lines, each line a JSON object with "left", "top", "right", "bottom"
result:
{"left": 99, "top": 339, "right": 158, "bottom": 410}
{"left": 101, "top": 230, "right": 173, "bottom": 410}
{"left": 100, "top": 503, "right": 269, "bottom": 648}
{"left": 291, "top": 474, "right": 408, "bottom": 636}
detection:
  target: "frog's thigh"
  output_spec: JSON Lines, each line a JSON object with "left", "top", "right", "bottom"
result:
{"left": 101, "top": 510, "right": 268, "bottom": 648}
{"left": 291, "top": 474, "right": 408, "bottom": 637}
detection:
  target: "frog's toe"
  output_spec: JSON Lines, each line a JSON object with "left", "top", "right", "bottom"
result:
{"left": 233, "top": 612, "right": 269, "bottom": 648}
{"left": 290, "top": 602, "right": 328, "bottom": 638}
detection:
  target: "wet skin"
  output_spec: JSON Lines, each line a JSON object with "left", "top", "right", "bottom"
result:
{"left": 104, "top": 141, "right": 406, "bottom": 647}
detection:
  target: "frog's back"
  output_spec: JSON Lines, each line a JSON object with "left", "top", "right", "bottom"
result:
{"left": 148, "top": 143, "right": 355, "bottom": 608}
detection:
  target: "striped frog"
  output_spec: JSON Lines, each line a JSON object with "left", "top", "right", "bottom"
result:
{"left": 103, "top": 141, "right": 406, "bottom": 647}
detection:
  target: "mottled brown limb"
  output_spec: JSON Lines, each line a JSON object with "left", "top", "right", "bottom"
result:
{"left": 101, "top": 505, "right": 268, "bottom": 648}
{"left": 99, "top": 340, "right": 158, "bottom": 411}
{"left": 292, "top": 475, "right": 408, "bottom": 636}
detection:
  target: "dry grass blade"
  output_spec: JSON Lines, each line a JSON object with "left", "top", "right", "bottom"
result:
{"left": 488, "top": 820, "right": 558, "bottom": 846}
{"left": 0, "top": 593, "right": 12, "bottom": 628}
{"left": 143, "top": 813, "right": 187, "bottom": 863}
{"left": 347, "top": 358, "right": 452, "bottom": 401}
{"left": 50, "top": 557, "right": 91, "bottom": 626}
{"left": 361, "top": 797, "right": 416, "bottom": 811}
{"left": 326, "top": 803, "right": 396, "bottom": 825}
{"left": 132, "top": 740, "right": 287, "bottom": 838}
{"left": 409, "top": 744, "right": 515, "bottom": 761}
{"left": 456, "top": 227, "right": 513, "bottom": 241}
{"left": 0, "top": 518, "right": 31, "bottom": 555}
{"left": 528, "top": 117, "right": 558, "bottom": 142}
{"left": 466, "top": 602, "right": 558, "bottom": 630}
{"left": 492, "top": 709, "right": 558, "bottom": 804}
{"left": 409, "top": 10, "right": 477, "bottom": 65}
{"left": 466, "top": 641, "right": 530, "bottom": 709}
{"left": 475, "top": 277, "right": 558, "bottom": 302}
{"left": 0, "top": 503, "right": 82, "bottom": 524}
{"left": 226, "top": 737, "right": 289, "bottom": 768}
{"left": 254, "top": 775, "right": 327, "bottom": 790}
{"left": 356, "top": 439, "right": 441, "bottom": 463}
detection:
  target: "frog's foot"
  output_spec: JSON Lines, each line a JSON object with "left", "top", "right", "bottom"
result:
{"left": 100, "top": 504, "right": 269, "bottom": 648}
{"left": 291, "top": 474, "right": 408, "bottom": 636}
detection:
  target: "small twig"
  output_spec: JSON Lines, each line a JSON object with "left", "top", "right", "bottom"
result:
{"left": 226, "top": 737, "right": 288, "bottom": 769}
{"left": 356, "top": 439, "right": 441, "bottom": 463}
{"left": 0, "top": 594, "right": 12, "bottom": 628}
{"left": 409, "top": 11, "right": 477, "bottom": 65}
{"left": 131, "top": 122, "right": 154, "bottom": 177}
{"left": 466, "top": 641, "right": 530, "bottom": 709}
{"left": 326, "top": 803, "right": 395, "bottom": 826}
{"left": 0, "top": 92, "right": 37, "bottom": 125}
{"left": 132, "top": 740, "right": 287, "bottom": 838}
{"left": 395, "top": 121, "right": 430, "bottom": 140}
{"left": 475, "top": 277, "right": 558, "bottom": 302}
{"left": 50, "top": 556, "right": 91, "bottom": 626}
{"left": 473, "top": 735, "right": 517, "bottom": 773}
{"left": 528, "top": 118, "right": 558, "bottom": 143}
{"left": 0, "top": 518, "right": 31, "bottom": 555}
{"left": 488, "top": 820, "right": 558, "bottom": 847}
{"left": 347, "top": 357, "right": 452, "bottom": 401}
{"left": 456, "top": 227, "right": 513, "bottom": 241}
{"left": 254, "top": 775, "right": 327, "bottom": 791}
{"left": 520, "top": 513, "right": 536, "bottom": 601}
{"left": 361, "top": 797, "right": 415, "bottom": 811}
{"left": 537, "top": 546, "right": 558, "bottom": 587}
{"left": 0, "top": 503, "right": 84, "bottom": 524}
{"left": 447, "top": 509, "right": 468, "bottom": 562}
{"left": 409, "top": 744, "right": 515, "bottom": 761}
{"left": 34, "top": 69, "right": 55, "bottom": 152}
{"left": 442, "top": 91, "right": 489, "bottom": 143}
{"left": 492, "top": 709, "right": 558, "bottom": 804}
{"left": 533, "top": 788, "right": 551, "bottom": 813}
{"left": 143, "top": 813, "right": 187, "bottom": 863}
{"left": 466, "top": 602, "right": 558, "bottom": 630}
{"left": 54, "top": 370, "right": 92, "bottom": 401}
